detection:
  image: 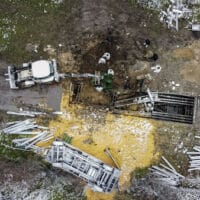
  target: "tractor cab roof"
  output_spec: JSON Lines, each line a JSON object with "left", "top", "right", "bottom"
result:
{"left": 32, "top": 60, "right": 51, "bottom": 79}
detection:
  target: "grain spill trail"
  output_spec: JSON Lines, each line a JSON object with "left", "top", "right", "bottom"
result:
{"left": 39, "top": 92, "right": 158, "bottom": 200}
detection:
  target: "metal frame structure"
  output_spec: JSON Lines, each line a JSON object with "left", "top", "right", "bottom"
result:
{"left": 112, "top": 90, "right": 195, "bottom": 124}
{"left": 152, "top": 93, "right": 195, "bottom": 124}
{"left": 46, "top": 141, "right": 120, "bottom": 193}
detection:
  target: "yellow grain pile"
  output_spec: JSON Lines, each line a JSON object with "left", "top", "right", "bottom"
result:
{"left": 38, "top": 92, "right": 157, "bottom": 200}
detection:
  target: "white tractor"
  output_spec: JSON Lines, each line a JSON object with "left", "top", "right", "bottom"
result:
{"left": 6, "top": 59, "right": 60, "bottom": 89}
{"left": 6, "top": 56, "right": 113, "bottom": 91}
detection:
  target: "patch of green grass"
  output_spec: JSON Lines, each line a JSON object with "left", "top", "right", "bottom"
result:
{"left": 128, "top": 0, "right": 136, "bottom": 8}
{"left": 0, "top": 133, "right": 52, "bottom": 170}
{"left": 131, "top": 167, "right": 149, "bottom": 179}
{"left": 0, "top": 0, "right": 79, "bottom": 63}
{"left": 49, "top": 186, "right": 86, "bottom": 200}
{"left": 62, "top": 133, "right": 73, "bottom": 144}
{"left": 115, "top": 192, "right": 137, "bottom": 200}
{"left": 0, "top": 133, "right": 34, "bottom": 162}
{"left": 196, "top": 13, "right": 200, "bottom": 21}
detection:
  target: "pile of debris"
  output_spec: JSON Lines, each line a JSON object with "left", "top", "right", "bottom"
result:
{"left": 150, "top": 156, "right": 185, "bottom": 186}
{"left": 137, "top": 0, "right": 197, "bottom": 31}
{"left": 0, "top": 119, "right": 52, "bottom": 153}
{"left": 0, "top": 119, "right": 120, "bottom": 193}
{"left": 1, "top": 119, "right": 39, "bottom": 134}
{"left": 160, "top": 0, "right": 192, "bottom": 31}
{"left": 187, "top": 136, "right": 200, "bottom": 172}
{"left": 1, "top": 119, "right": 48, "bottom": 135}
{"left": 136, "top": 0, "right": 163, "bottom": 10}
{"left": 13, "top": 131, "right": 53, "bottom": 153}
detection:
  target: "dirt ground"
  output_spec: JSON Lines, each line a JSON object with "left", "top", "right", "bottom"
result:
{"left": 0, "top": 0, "right": 196, "bottom": 107}
{"left": 1, "top": 0, "right": 200, "bottom": 200}
{"left": 0, "top": 157, "right": 85, "bottom": 200}
{"left": 148, "top": 41, "right": 200, "bottom": 96}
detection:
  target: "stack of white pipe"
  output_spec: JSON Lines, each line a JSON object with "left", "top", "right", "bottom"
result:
{"left": 150, "top": 156, "right": 184, "bottom": 186}
{"left": 187, "top": 137, "right": 200, "bottom": 171}
{"left": 160, "top": 0, "right": 192, "bottom": 31}
{"left": 1, "top": 119, "right": 38, "bottom": 134}
{"left": 13, "top": 132, "right": 54, "bottom": 150}
{"left": 1, "top": 119, "right": 54, "bottom": 155}
{"left": 1, "top": 119, "right": 50, "bottom": 135}
{"left": 7, "top": 110, "right": 46, "bottom": 117}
